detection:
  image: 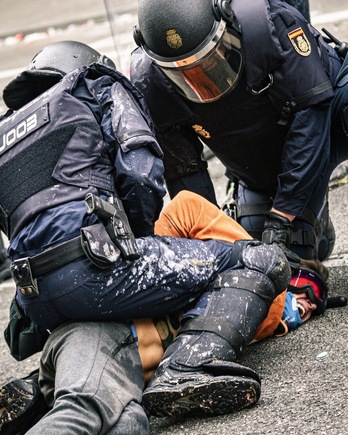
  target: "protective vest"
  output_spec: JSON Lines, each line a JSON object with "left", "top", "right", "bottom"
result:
{"left": 0, "top": 64, "right": 154, "bottom": 238}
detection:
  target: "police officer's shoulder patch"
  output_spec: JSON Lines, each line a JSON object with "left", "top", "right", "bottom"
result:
{"left": 287, "top": 27, "right": 311, "bottom": 56}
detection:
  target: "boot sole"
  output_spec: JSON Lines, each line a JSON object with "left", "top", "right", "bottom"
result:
{"left": 142, "top": 375, "right": 260, "bottom": 418}
{"left": 0, "top": 380, "right": 48, "bottom": 434}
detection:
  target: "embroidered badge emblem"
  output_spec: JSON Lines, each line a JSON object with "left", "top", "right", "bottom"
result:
{"left": 192, "top": 124, "right": 211, "bottom": 139}
{"left": 166, "top": 29, "right": 182, "bottom": 49}
{"left": 288, "top": 27, "right": 311, "bottom": 56}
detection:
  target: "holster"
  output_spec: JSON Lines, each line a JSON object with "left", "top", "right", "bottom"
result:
{"left": 81, "top": 223, "right": 121, "bottom": 269}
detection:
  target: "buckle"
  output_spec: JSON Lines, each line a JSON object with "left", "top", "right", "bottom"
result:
{"left": 223, "top": 202, "right": 237, "bottom": 221}
{"left": 290, "top": 229, "right": 316, "bottom": 248}
{"left": 11, "top": 258, "right": 39, "bottom": 298}
{"left": 250, "top": 74, "right": 274, "bottom": 95}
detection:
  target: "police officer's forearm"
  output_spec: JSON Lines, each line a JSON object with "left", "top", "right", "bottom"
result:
{"left": 274, "top": 105, "right": 332, "bottom": 216}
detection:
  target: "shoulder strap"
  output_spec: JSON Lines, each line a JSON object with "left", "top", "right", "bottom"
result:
{"left": 232, "top": 0, "right": 286, "bottom": 89}
{"left": 277, "top": 80, "right": 333, "bottom": 125}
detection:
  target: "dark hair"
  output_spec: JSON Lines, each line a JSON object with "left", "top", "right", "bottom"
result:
{"left": 299, "top": 259, "right": 329, "bottom": 282}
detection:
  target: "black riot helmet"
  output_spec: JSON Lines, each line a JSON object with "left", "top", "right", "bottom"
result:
{"left": 3, "top": 40, "right": 116, "bottom": 110}
{"left": 134, "top": 0, "right": 243, "bottom": 103}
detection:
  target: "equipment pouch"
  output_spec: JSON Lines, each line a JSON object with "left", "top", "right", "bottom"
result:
{"left": 81, "top": 223, "right": 121, "bottom": 269}
{"left": 4, "top": 297, "right": 50, "bottom": 361}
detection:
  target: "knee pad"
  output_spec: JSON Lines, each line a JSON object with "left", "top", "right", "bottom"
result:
{"left": 212, "top": 267, "right": 283, "bottom": 309}
{"left": 291, "top": 200, "right": 336, "bottom": 261}
{"left": 235, "top": 241, "right": 291, "bottom": 297}
{"left": 290, "top": 219, "right": 316, "bottom": 259}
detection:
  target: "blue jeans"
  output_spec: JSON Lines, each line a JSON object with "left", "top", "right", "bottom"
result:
{"left": 17, "top": 236, "right": 235, "bottom": 330}
{"left": 26, "top": 321, "right": 148, "bottom": 435}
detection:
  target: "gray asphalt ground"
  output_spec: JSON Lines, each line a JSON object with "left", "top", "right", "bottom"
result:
{"left": 0, "top": 1, "right": 348, "bottom": 434}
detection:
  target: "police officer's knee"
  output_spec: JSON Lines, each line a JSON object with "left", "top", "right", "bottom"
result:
{"left": 240, "top": 242, "right": 291, "bottom": 295}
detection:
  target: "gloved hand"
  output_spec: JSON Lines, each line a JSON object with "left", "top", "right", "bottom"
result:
{"left": 262, "top": 211, "right": 301, "bottom": 269}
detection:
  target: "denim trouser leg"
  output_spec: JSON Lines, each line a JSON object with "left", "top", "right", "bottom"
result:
{"left": 105, "top": 401, "right": 149, "bottom": 435}
{"left": 26, "top": 321, "right": 147, "bottom": 435}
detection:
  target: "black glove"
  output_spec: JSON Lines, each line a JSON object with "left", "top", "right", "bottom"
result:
{"left": 262, "top": 211, "right": 301, "bottom": 269}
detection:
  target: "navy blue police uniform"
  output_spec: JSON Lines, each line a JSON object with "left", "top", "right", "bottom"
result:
{"left": 0, "top": 63, "right": 165, "bottom": 240}
{"left": 130, "top": 0, "right": 348, "bottom": 261}
{"left": 0, "top": 63, "right": 244, "bottom": 331}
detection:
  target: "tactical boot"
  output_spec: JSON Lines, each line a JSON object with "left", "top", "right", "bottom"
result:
{"left": 143, "top": 242, "right": 290, "bottom": 418}
{"left": 142, "top": 333, "right": 261, "bottom": 418}
{"left": 0, "top": 370, "right": 49, "bottom": 434}
{"left": 143, "top": 280, "right": 268, "bottom": 418}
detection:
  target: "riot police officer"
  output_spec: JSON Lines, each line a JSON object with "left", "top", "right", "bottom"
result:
{"left": 1, "top": 40, "right": 291, "bottom": 342}
{"left": 130, "top": 0, "right": 348, "bottom": 264}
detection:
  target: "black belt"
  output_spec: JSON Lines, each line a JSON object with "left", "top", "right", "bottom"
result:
{"left": 11, "top": 236, "right": 86, "bottom": 297}
{"left": 24, "top": 236, "right": 85, "bottom": 277}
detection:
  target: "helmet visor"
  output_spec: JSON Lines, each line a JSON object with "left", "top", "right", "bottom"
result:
{"left": 154, "top": 21, "right": 243, "bottom": 103}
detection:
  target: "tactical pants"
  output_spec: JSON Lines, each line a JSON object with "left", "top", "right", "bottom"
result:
{"left": 17, "top": 192, "right": 248, "bottom": 331}
{"left": 234, "top": 182, "right": 335, "bottom": 261}
{"left": 154, "top": 190, "right": 287, "bottom": 342}
{"left": 18, "top": 190, "right": 286, "bottom": 339}
{"left": 26, "top": 192, "right": 288, "bottom": 432}
{"left": 26, "top": 321, "right": 148, "bottom": 435}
